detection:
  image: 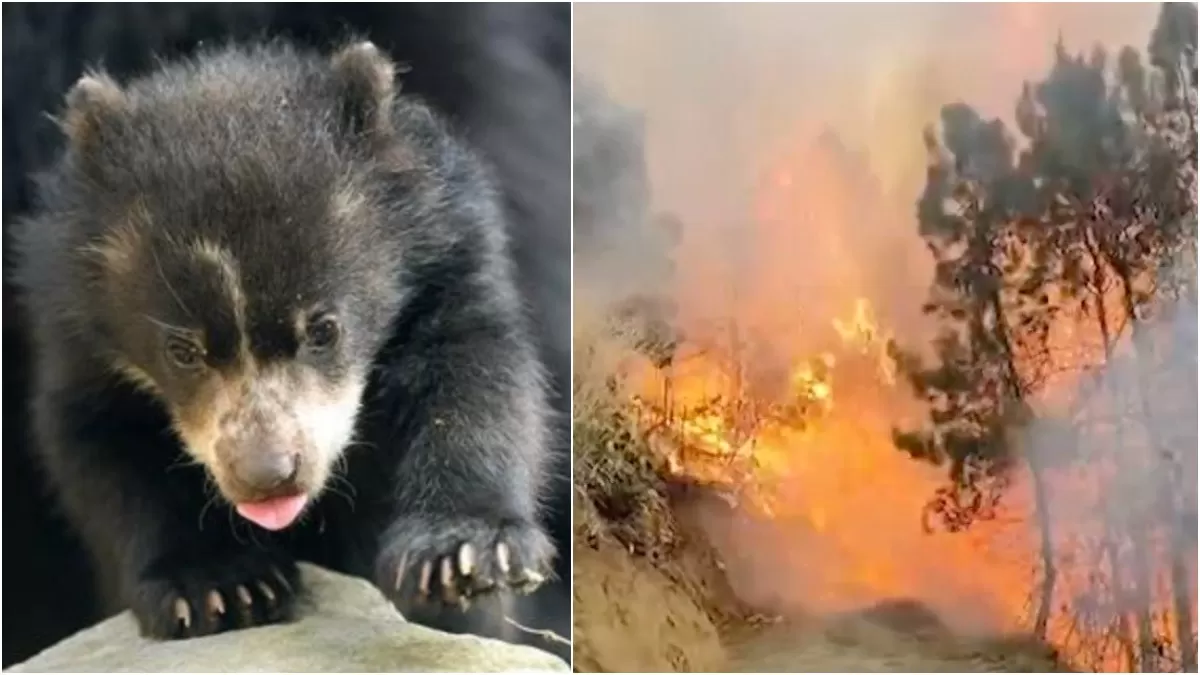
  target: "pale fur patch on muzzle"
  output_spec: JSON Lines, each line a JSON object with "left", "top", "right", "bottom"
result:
{"left": 173, "top": 367, "right": 366, "bottom": 500}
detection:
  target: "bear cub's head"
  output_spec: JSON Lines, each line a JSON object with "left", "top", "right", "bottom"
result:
{"left": 48, "top": 41, "right": 437, "bottom": 530}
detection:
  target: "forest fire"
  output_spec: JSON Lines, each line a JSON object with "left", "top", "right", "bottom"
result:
{"left": 576, "top": 4, "right": 1195, "bottom": 671}
{"left": 614, "top": 95, "right": 1195, "bottom": 670}
{"left": 625, "top": 290, "right": 1035, "bottom": 618}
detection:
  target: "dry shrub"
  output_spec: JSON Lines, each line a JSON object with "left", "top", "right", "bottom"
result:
{"left": 572, "top": 311, "right": 678, "bottom": 561}
{"left": 572, "top": 308, "right": 733, "bottom": 672}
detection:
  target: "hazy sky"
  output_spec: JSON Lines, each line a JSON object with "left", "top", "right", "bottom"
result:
{"left": 574, "top": 3, "right": 1164, "bottom": 342}
{"left": 575, "top": 3, "right": 1162, "bottom": 227}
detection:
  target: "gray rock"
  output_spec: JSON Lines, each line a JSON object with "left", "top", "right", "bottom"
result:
{"left": 6, "top": 564, "right": 570, "bottom": 673}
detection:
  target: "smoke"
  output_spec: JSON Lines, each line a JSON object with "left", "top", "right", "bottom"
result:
{"left": 1021, "top": 287, "right": 1198, "bottom": 625}
{"left": 572, "top": 77, "right": 663, "bottom": 312}
{"left": 573, "top": 3, "right": 1160, "bottom": 339}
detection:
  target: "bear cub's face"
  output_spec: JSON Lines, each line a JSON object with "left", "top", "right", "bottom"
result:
{"left": 140, "top": 271, "right": 367, "bottom": 532}
{"left": 55, "top": 43, "right": 414, "bottom": 530}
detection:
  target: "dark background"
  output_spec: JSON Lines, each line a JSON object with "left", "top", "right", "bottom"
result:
{"left": 2, "top": 3, "right": 572, "bottom": 665}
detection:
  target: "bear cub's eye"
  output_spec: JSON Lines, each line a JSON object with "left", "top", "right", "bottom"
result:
{"left": 306, "top": 313, "right": 342, "bottom": 351}
{"left": 165, "top": 335, "right": 206, "bottom": 370}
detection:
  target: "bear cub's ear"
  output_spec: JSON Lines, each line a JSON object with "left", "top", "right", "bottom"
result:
{"left": 331, "top": 41, "right": 411, "bottom": 138}
{"left": 59, "top": 71, "right": 127, "bottom": 151}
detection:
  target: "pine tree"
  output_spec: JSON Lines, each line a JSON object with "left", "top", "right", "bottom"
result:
{"left": 892, "top": 100, "right": 1061, "bottom": 636}
{"left": 1013, "top": 5, "right": 1196, "bottom": 667}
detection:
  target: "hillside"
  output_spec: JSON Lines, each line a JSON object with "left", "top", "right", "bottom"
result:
{"left": 571, "top": 332, "right": 1068, "bottom": 673}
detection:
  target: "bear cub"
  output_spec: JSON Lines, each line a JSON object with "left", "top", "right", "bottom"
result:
{"left": 12, "top": 40, "right": 555, "bottom": 639}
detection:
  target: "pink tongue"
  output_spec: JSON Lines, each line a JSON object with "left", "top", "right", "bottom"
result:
{"left": 235, "top": 495, "right": 308, "bottom": 531}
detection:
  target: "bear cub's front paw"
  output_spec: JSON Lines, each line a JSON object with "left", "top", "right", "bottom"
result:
{"left": 376, "top": 515, "right": 554, "bottom": 611}
{"left": 130, "top": 548, "right": 301, "bottom": 639}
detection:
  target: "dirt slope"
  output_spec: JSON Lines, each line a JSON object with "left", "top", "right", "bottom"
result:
{"left": 572, "top": 538, "right": 727, "bottom": 673}
{"left": 726, "top": 603, "right": 1066, "bottom": 673}
{"left": 573, "top": 532, "right": 1066, "bottom": 674}
{"left": 572, "top": 484, "right": 1067, "bottom": 674}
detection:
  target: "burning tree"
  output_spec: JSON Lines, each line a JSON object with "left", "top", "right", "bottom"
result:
{"left": 894, "top": 3, "right": 1197, "bottom": 670}
{"left": 891, "top": 99, "right": 1060, "bottom": 631}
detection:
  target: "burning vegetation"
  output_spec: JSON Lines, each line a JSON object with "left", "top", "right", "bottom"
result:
{"left": 574, "top": 4, "right": 1196, "bottom": 673}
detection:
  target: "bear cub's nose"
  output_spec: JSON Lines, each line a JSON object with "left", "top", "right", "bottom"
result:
{"left": 236, "top": 451, "right": 301, "bottom": 492}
